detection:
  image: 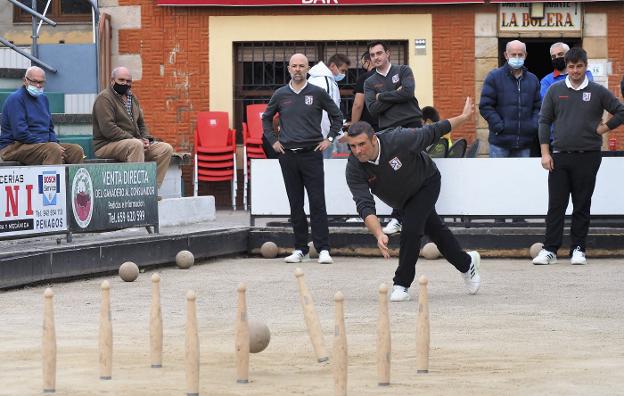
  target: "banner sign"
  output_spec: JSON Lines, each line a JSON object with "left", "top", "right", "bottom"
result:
{"left": 0, "top": 166, "right": 67, "bottom": 237}
{"left": 66, "top": 163, "right": 158, "bottom": 232}
{"left": 156, "top": 0, "right": 484, "bottom": 6}
{"left": 498, "top": 2, "right": 582, "bottom": 33}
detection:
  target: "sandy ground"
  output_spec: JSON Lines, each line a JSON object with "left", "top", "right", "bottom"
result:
{"left": 1, "top": 255, "right": 623, "bottom": 395}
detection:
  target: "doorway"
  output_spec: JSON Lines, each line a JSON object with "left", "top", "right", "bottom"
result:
{"left": 497, "top": 38, "right": 582, "bottom": 80}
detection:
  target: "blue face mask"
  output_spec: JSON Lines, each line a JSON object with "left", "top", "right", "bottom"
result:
{"left": 508, "top": 57, "right": 525, "bottom": 70}
{"left": 334, "top": 73, "right": 345, "bottom": 82}
{"left": 26, "top": 84, "right": 44, "bottom": 97}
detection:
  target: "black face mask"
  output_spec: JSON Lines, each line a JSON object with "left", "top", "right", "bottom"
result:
{"left": 113, "top": 82, "right": 130, "bottom": 95}
{"left": 552, "top": 57, "right": 566, "bottom": 72}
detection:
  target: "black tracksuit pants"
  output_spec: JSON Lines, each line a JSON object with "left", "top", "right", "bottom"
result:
{"left": 278, "top": 149, "right": 330, "bottom": 254}
{"left": 544, "top": 151, "right": 602, "bottom": 255}
{"left": 394, "top": 173, "right": 470, "bottom": 288}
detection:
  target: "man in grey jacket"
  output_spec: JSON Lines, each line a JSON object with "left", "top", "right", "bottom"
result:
{"left": 344, "top": 98, "right": 480, "bottom": 302}
{"left": 262, "top": 53, "right": 343, "bottom": 264}
{"left": 533, "top": 48, "right": 624, "bottom": 266}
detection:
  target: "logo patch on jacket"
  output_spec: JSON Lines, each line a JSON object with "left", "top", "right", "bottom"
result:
{"left": 389, "top": 157, "right": 402, "bottom": 171}
{"left": 304, "top": 95, "right": 314, "bottom": 105}
{"left": 391, "top": 74, "right": 400, "bottom": 84}
{"left": 583, "top": 92, "right": 591, "bottom": 102}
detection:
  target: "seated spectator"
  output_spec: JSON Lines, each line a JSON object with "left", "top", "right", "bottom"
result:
{"left": 92, "top": 67, "right": 173, "bottom": 190}
{"left": 0, "top": 66, "right": 84, "bottom": 164}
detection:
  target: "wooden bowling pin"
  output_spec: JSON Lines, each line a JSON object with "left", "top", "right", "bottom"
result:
{"left": 333, "top": 291, "right": 347, "bottom": 396}
{"left": 294, "top": 268, "right": 329, "bottom": 363}
{"left": 185, "top": 290, "right": 199, "bottom": 396}
{"left": 416, "top": 275, "right": 430, "bottom": 374}
{"left": 235, "top": 283, "right": 250, "bottom": 384}
{"left": 99, "top": 280, "right": 112, "bottom": 380}
{"left": 150, "top": 273, "right": 163, "bottom": 368}
{"left": 42, "top": 288, "right": 56, "bottom": 393}
{"left": 377, "top": 283, "right": 391, "bottom": 386}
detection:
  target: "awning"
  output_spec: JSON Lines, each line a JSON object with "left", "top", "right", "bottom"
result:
{"left": 156, "top": 0, "right": 485, "bottom": 6}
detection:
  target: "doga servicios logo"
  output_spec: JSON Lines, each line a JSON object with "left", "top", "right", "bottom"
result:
{"left": 71, "top": 168, "right": 94, "bottom": 229}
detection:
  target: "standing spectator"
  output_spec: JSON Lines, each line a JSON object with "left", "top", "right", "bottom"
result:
{"left": 92, "top": 67, "right": 174, "bottom": 191}
{"left": 364, "top": 40, "right": 423, "bottom": 234}
{"left": 308, "top": 53, "right": 350, "bottom": 158}
{"left": 533, "top": 48, "right": 624, "bottom": 266}
{"left": 479, "top": 40, "right": 541, "bottom": 158}
{"left": 344, "top": 98, "right": 480, "bottom": 302}
{"left": 0, "top": 66, "right": 84, "bottom": 165}
{"left": 262, "top": 53, "right": 343, "bottom": 264}
{"left": 350, "top": 51, "right": 378, "bottom": 131}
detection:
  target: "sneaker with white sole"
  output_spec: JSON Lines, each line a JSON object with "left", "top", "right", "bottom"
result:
{"left": 532, "top": 249, "right": 557, "bottom": 265}
{"left": 284, "top": 250, "right": 309, "bottom": 263}
{"left": 318, "top": 250, "right": 333, "bottom": 264}
{"left": 462, "top": 251, "right": 481, "bottom": 295}
{"left": 390, "top": 285, "right": 410, "bottom": 302}
{"left": 570, "top": 247, "right": 587, "bottom": 265}
{"left": 382, "top": 218, "right": 402, "bottom": 235}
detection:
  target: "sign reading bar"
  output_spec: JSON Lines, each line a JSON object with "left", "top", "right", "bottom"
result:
{"left": 66, "top": 163, "right": 158, "bottom": 233}
{"left": 157, "top": 0, "right": 484, "bottom": 6}
{"left": 499, "top": 2, "right": 582, "bottom": 33}
{"left": 0, "top": 166, "right": 67, "bottom": 237}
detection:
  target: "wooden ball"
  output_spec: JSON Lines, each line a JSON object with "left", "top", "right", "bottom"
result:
{"left": 421, "top": 242, "right": 440, "bottom": 260}
{"left": 176, "top": 250, "right": 194, "bottom": 269}
{"left": 308, "top": 241, "right": 318, "bottom": 258}
{"left": 260, "top": 242, "right": 278, "bottom": 258}
{"left": 119, "top": 261, "right": 139, "bottom": 282}
{"left": 248, "top": 320, "right": 271, "bottom": 353}
{"left": 529, "top": 242, "right": 544, "bottom": 259}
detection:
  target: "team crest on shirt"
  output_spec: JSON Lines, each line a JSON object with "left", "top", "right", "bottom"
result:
{"left": 583, "top": 92, "right": 591, "bottom": 102}
{"left": 389, "top": 157, "right": 402, "bottom": 171}
{"left": 391, "top": 74, "right": 400, "bottom": 84}
{"left": 305, "top": 95, "right": 314, "bottom": 105}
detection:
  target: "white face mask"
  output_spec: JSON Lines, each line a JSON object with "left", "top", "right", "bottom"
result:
{"left": 26, "top": 84, "right": 44, "bottom": 97}
{"left": 508, "top": 57, "right": 525, "bottom": 70}
{"left": 334, "top": 73, "right": 345, "bottom": 82}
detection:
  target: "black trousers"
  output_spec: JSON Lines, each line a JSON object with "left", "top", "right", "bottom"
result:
{"left": 544, "top": 151, "right": 602, "bottom": 255}
{"left": 278, "top": 150, "right": 329, "bottom": 254}
{"left": 394, "top": 173, "right": 470, "bottom": 288}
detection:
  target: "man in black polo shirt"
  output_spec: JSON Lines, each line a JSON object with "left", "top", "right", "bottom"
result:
{"left": 262, "top": 53, "right": 343, "bottom": 264}
{"left": 364, "top": 40, "right": 424, "bottom": 235}
{"left": 344, "top": 98, "right": 480, "bottom": 302}
{"left": 533, "top": 48, "right": 624, "bottom": 266}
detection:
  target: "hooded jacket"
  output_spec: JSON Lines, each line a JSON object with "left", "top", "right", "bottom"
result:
{"left": 479, "top": 63, "right": 541, "bottom": 150}
{"left": 308, "top": 61, "right": 341, "bottom": 138}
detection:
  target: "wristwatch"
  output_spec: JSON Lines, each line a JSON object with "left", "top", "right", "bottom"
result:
{"left": 328, "top": 136, "right": 334, "bottom": 143}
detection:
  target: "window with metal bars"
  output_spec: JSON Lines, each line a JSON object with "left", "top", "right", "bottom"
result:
{"left": 233, "top": 40, "right": 408, "bottom": 139}
{"left": 14, "top": 0, "right": 92, "bottom": 23}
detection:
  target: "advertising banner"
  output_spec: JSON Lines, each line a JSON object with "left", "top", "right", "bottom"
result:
{"left": 156, "top": 0, "right": 484, "bottom": 6}
{"left": 0, "top": 166, "right": 67, "bottom": 237}
{"left": 66, "top": 163, "right": 158, "bottom": 232}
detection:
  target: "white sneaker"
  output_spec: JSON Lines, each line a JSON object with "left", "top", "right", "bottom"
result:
{"left": 532, "top": 249, "right": 557, "bottom": 265}
{"left": 462, "top": 251, "right": 481, "bottom": 295}
{"left": 284, "top": 250, "right": 309, "bottom": 263}
{"left": 382, "top": 218, "right": 402, "bottom": 235}
{"left": 570, "top": 247, "right": 587, "bottom": 265}
{"left": 390, "top": 285, "right": 410, "bottom": 302}
{"left": 318, "top": 250, "right": 333, "bottom": 264}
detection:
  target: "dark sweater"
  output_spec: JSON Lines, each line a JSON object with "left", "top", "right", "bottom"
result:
{"left": 539, "top": 80, "right": 624, "bottom": 151}
{"left": 262, "top": 82, "right": 343, "bottom": 149}
{"left": 363, "top": 64, "right": 422, "bottom": 129}
{"left": 345, "top": 120, "right": 451, "bottom": 219}
{"left": 0, "top": 86, "right": 57, "bottom": 149}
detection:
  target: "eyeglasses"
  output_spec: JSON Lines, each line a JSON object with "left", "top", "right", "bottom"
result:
{"left": 26, "top": 76, "right": 46, "bottom": 86}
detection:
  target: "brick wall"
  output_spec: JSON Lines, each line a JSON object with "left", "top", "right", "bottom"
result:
{"left": 606, "top": 3, "right": 624, "bottom": 150}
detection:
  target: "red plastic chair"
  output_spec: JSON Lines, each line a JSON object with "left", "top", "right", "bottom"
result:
{"left": 193, "top": 111, "right": 237, "bottom": 210}
{"left": 242, "top": 104, "right": 269, "bottom": 210}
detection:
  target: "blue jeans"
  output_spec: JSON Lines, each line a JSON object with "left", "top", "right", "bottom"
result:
{"left": 489, "top": 143, "right": 530, "bottom": 158}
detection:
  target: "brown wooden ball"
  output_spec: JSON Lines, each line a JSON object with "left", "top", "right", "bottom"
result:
{"left": 248, "top": 320, "right": 271, "bottom": 353}
{"left": 421, "top": 242, "right": 441, "bottom": 260}
{"left": 260, "top": 242, "right": 278, "bottom": 258}
{"left": 119, "top": 261, "right": 139, "bottom": 282}
{"left": 529, "top": 242, "right": 544, "bottom": 259}
{"left": 176, "top": 250, "right": 194, "bottom": 269}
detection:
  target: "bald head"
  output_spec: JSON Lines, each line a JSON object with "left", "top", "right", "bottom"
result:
{"left": 23, "top": 66, "right": 46, "bottom": 90}
{"left": 25, "top": 66, "right": 45, "bottom": 80}
{"left": 505, "top": 40, "right": 526, "bottom": 55}
{"left": 111, "top": 67, "right": 131, "bottom": 81}
{"left": 287, "top": 53, "right": 309, "bottom": 84}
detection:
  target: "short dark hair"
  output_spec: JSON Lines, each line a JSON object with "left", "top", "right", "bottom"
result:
{"left": 361, "top": 51, "right": 371, "bottom": 62}
{"left": 422, "top": 106, "right": 440, "bottom": 123}
{"left": 367, "top": 41, "right": 388, "bottom": 53}
{"left": 564, "top": 47, "right": 588, "bottom": 66}
{"left": 328, "top": 53, "right": 351, "bottom": 68}
{"left": 348, "top": 121, "right": 375, "bottom": 138}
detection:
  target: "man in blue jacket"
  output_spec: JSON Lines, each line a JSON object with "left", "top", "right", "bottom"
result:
{"left": 0, "top": 66, "right": 84, "bottom": 164}
{"left": 479, "top": 40, "right": 541, "bottom": 158}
